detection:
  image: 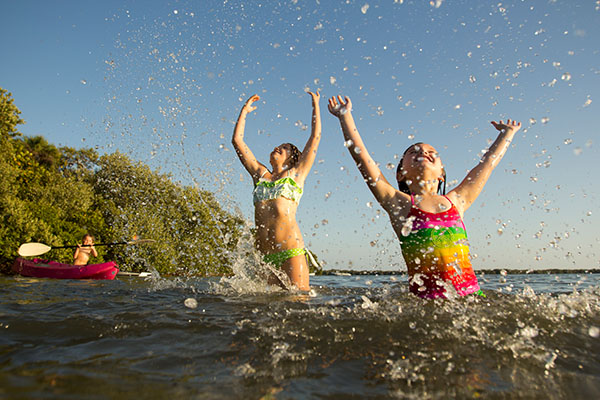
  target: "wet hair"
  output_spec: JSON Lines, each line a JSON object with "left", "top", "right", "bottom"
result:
{"left": 396, "top": 142, "right": 446, "bottom": 195}
{"left": 284, "top": 143, "right": 301, "bottom": 168}
{"left": 82, "top": 233, "right": 94, "bottom": 242}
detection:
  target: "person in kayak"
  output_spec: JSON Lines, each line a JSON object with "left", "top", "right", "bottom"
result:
{"left": 232, "top": 90, "right": 322, "bottom": 291}
{"left": 73, "top": 234, "right": 98, "bottom": 266}
{"left": 328, "top": 94, "right": 521, "bottom": 299}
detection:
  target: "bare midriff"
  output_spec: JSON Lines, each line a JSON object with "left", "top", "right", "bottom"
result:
{"left": 254, "top": 197, "right": 304, "bottom": 254}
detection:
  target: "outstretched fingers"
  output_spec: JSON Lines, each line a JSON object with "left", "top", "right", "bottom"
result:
{"left": 243, "top": 94, "right": 260, "bottom": 113}
{"left": 327, "top": 95, "right": 352, "bottom": 116}
{"left": 491, "top": 118, "right": 522, "bottom": 132}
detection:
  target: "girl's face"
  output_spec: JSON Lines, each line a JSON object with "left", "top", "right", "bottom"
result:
{"left": 399, "top": 143, "right": 444, "bottom": 181}
{"left": 83, "top": 236, "right": 94, "bottom": 245}
{"left": 270, "top": 143, "right": 293, "bottom": 166}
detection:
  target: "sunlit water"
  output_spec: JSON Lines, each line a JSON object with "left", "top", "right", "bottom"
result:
{"left": 1, "top": 273, "right": 598, "bottom": 399}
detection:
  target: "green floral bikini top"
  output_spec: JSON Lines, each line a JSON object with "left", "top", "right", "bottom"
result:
{"left": 253, "top": 171, "right": 303, "bottom": 204}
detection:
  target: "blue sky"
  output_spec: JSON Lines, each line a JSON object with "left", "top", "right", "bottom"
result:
{"left": 2, "top": 0, "right": 599, "bottom": 270}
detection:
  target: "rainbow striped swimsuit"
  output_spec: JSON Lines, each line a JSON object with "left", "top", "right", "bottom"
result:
{"left": 400, "top": 195, "right": 481, "bottom": 299}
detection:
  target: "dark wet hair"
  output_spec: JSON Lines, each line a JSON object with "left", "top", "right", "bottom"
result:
{"left": 396, "top": 142, "right": 446, "bottom": 195}
{"left": 284, "top": 143, "right": 301, "bottom": 168}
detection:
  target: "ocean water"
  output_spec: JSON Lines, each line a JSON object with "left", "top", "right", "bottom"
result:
{"left": 0, "top": 272, "right": 598, "bottom": 399}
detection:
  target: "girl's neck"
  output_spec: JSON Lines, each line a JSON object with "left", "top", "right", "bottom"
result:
{"left": 407, "top": 181, "right": 440, "bottom": 196}
{"left": 271, "top": 163, "right": 290, "bottom": 175}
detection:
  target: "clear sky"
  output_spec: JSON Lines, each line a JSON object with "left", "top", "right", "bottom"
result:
{"left": 2, "top": 0, "right": 599, "bottom": 271}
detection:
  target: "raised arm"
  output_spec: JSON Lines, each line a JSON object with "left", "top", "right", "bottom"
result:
{"left": 450, "top": 119, "right": 522, "bottom": 214}
{"left": 293, "top": 90, "right": 322, "bottom": 181}
{"left": 232, "top": 95, "right": 267, "bottom": 180}
{"left": 327, "top": 96, "right": 400, "bottom": 208}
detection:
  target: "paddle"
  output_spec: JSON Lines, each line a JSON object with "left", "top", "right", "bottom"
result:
{"left": 18, "top": 238, "right": 156, "bottom": 257}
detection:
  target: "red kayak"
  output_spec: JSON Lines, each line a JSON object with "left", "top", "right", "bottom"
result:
{"left": 12, "top": 258, "right": 119, "bottom": 280}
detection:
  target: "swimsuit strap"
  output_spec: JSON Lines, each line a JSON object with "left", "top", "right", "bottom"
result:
{"left": 442, "top": 195, "right": 455, "bottom": 208}
{"left": 410, "top": 194, "right": 415, "bottom": 205}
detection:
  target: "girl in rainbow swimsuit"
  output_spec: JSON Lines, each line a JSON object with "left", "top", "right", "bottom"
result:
{"left": 232, "top": 91, "right": 321, "bottom": 291}
{"left": 328, "top": 95, "right": 521, "bottom": 299}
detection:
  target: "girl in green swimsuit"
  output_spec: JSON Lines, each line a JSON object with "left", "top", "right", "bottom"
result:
{"left": 232, "top": 91, "right": 321, "bottom": 291}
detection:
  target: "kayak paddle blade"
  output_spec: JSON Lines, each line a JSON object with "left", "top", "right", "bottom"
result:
{"left": 18, "top": 243, "right": 52, "bottom": 257}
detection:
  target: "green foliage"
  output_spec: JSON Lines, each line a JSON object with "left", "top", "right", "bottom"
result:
{"left": 92, "top": 152, "right": 243, "bottom": 275}
{"left": 0, "top": 88, "right": 24, "bottom": 139}
{"left": 0, "top": 86, "right": 243, "bottom": 276}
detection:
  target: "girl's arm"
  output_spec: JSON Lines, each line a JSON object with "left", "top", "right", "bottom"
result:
{"left": 328, "top": 96, "right": 403, "bottom": 208}
{"left": 232, "top": 95, "right": 267, "bottom": 181}
{"left": 90, "top": 245, "right": 98, "bottom": 258}
{"left": 450, "top": 119, "right": 522, "bottom": 214}
{"left": 73, "top": 245, "right": 80, "bottom": 260}
{"left": 294, "top": 91, "right": 322, "bottom": 182}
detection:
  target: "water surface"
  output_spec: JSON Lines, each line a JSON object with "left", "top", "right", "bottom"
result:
{"left": 1, "top": 273, "right": 598, "bottom": 399}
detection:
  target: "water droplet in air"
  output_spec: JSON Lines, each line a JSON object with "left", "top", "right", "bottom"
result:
{"left": 529, "top": 118, "right": 537, "bottom": 125}
{"left": 541, "top": 117, "right": 550, "bottom": 124}
{"left": 469, "top": 75, "right": 476, "bottom": 83}
{"left": 80, "top": 79, "right": 87, "bottom": 85}
{"left": 386, "top": 163, "right": 395, "bottom": 170}
{"left": 361, "top": 4, "right": 370, "bottom": 14}
{"left": 573, "top": 147, "right": 583, "bottom": 156}
{"left": 407, "top": 134, "right": 415, "bottom": 140}
{"left": 184, "top": 298, "right": 198, "bottom": 309}
{"left": 401, "top": 216, "right": 415, "bottom": 236}
{"left": 344, "top": 139, "right": 354, "bottom": 148}
{"left": 564, "top": 138, "right": 573, "bottom": 145}
{"left": 589, "top": 326, "right": 600, "bottom": 338}
{"left": 561, "top": 72, "right": 571, "bottom": 81}
{"left": 366, "top": 202, "right": 373, "bottom": 208}
{"left": 329, "top": 76, "right": 337, "bottom": 85}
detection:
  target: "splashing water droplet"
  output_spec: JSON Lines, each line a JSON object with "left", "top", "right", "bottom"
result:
{"left": 361, "top": 4, "right": 370, "bottom": 14}
{"left": 589, "top": 326, "right": 600, "bottom": 338}
{"left": 469, "top": 75, "right": 476, "bottom": 83}
{"left": 407, "top": 134, "right": 415, "bottom": 140}
{"left": 366, "top": 202, "right": 373, "bottom": 208}
{"left": 80, "top": 79, "right": 87, "bottom": 85}
{"left": 564, "top": 138, "right": 573, "bottom": 145}
{"left": 541, "top": 117, "right": 550, "bottom": 124}
{"left": 401, "top": 216, "right": 415, "bottom": 236}
{"left": 561, "top": 72, "right": 571, "bottom": 81}
{"left": 529, "top": 118, "right": 537, "bottom": 125}
{"left": 184, "top": 298, "right": 198, "bottom": 309}
{"left": 329, "top": 76, "right": 337, "bottom": 85}
{"left": 386, "top": 163, "right": 395, "bottom": 170}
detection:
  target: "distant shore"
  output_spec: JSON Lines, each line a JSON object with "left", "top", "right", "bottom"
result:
{"left": 318, "top": 268, "right": 600, "bottom": 276}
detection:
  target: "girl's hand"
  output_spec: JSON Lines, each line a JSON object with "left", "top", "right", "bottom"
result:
{"left": 491, "top": 119, "right": 521, "bottom": 133}
{"left": 307, "top": 89, "right": 320, "bottom": 105}
{"left": 328, "top": 95, "right": 352, "bottom": 117}
{"left": 241, "top": 94, "right": 260, "bottom": 115}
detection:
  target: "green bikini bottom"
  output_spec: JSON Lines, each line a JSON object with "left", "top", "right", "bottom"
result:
{"left": 263, "top": 248, "right": 307, "bottom": 268}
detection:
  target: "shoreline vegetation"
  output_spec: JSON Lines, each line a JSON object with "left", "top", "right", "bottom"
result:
{"left": 1, "top": 87, "right": 243, "bottom": 276}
